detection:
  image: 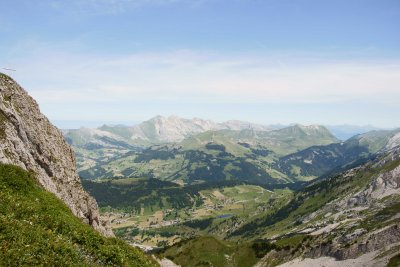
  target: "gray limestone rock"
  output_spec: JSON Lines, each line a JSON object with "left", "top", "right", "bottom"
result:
{"left": 0, "top": 73, "right": 113, "bottom": 237}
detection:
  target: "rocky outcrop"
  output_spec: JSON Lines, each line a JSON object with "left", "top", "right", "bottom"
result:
{"left": 340, "top": 223, "right": 400, "bottom": 259}
{"left": 306, "top": 223, "right": 400, "bottom": 260}
{"left": 386, "top": 132, "right": 400, "bottom": 149}
{"left": 346, "top": 149, "right": 400, "bottom": 207}
{"left": 0, "top": 73, "right": 113, "bottom": 237}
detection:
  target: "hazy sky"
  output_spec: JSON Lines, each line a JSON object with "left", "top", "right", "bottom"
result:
{"left": 1, "top": 0, "right": 399, "bottom": 128}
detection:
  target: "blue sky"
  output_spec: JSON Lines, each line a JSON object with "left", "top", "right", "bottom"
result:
{"left": 1, "top": 0, "right": 399, "bottom": 128}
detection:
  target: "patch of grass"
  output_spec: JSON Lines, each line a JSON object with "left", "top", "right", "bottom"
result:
{"left": 0, "top": 164, "right": 157, "bottom": 266}
{"left": 0, "top": 111, "right": 8, "bottom": 140}
{"left": 3, "top": 94, "right": 11, "bottom": 102}
{"left": 359, "top": 202, "right": 400, "bottom": 231}
{"left": 275, "top": 234, "right": 309, "bottom": 250}
{"left": 161, "top": 236, "right": 233, "bottom": 266}
{"left": 0, "top": 72, "right": 10, "bottom": 80}
{"left": 159, "top": 236, "right": 259, "bottom": 267}
{"left": 387, "top": 253, "right": 400, "bottom": 267}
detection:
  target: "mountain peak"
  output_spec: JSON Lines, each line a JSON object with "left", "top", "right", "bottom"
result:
{"left": 128, "top": 115, "right": 274, "bottom": 143}
{"left": 275, "top": 124, "right": 338, "bottom": 141}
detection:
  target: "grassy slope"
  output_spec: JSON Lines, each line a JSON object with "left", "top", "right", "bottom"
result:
{"left": 83, "top": 178, "right": 245, "bottom": 213}
{"left": 160, "top": 236, "right": 259, "bottom": 267}
{"left": 0, "top": 164, "right": 157, "bottom": 267}
{"left": 158, "top": 234, "right": 314, "bottom": 267}
{"left": 109, "top": 183, "right": 293, "bottom": 246}
{"left": 80, "top": 144, "right": 284, "bottom": 184}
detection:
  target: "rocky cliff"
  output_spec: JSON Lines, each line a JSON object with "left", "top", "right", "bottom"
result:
{"left": 0, "top": 73, "right": 113, "bottom": 237}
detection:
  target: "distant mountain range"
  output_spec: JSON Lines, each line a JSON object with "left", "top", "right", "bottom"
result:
{"left": 63, "top": 115, "right": 342, "bottom": 148}
{"left": 63, "top": 115, "right": 400, "bottom": 184}
{"left": 64, "top": 115, "right": 273, "bottom": 146}
{"left": 62, "top": 116, "right": 386, "bottom": 148}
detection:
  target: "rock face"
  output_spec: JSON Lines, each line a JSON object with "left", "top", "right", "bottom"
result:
{"left": 305, "top": 222, "right": 400, "bottom": 260}
{"left": 347, "top": 165, "right": 400, "bottom": 207}
{"left": 345, "top": 147, "right": 400, "bottom": 208}
{"left": 0, "top": 73, "right": 113, "bottom": 237}
{"left": 130, "top": 115, "right": 272, "bottom": 143}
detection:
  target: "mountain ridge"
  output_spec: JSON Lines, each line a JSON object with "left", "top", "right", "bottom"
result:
{"left": 73, "top": 123, "right": 341, "bottom": 183}
{"left": 64, "top": 116, "right": 337, "bottom": 150}
{"left": 62, "top": 118, "right": 386, "bottom": 144}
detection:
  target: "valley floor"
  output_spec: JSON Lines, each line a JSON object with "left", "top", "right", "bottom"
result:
{"left": 106, "top": 183, "right": 292, "bottom": 248}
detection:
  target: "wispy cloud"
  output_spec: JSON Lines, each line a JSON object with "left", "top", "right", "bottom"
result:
{"left": 9, "top": 45, "right": 400, "bottom": 108}
{"left": 2, "top": 39, "right": 397, "bottom": 127}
